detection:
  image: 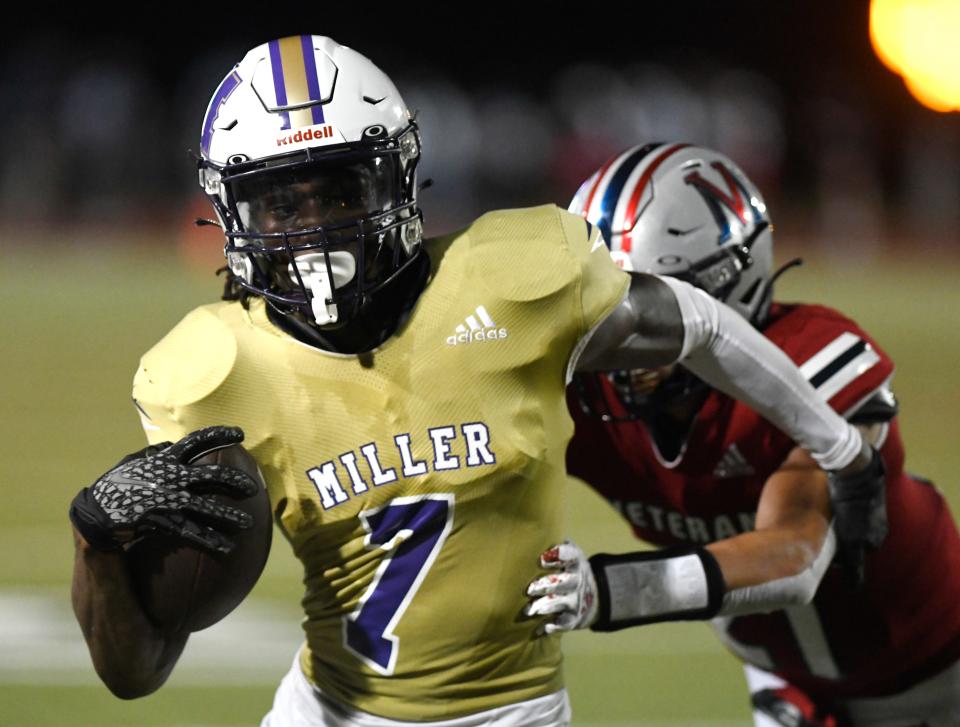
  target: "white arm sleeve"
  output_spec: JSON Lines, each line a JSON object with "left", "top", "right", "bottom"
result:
{"left": 719, "top": 526, "right": 837, "bottom": 616}
{"left": 658, "top": 276, "right": 862, "bottom": 470}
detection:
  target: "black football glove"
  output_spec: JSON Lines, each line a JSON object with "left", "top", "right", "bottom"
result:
{"left": 828, "top": 446, "right": 888, "bottom": 589}
{"left": 69, "top": 426, "right": 259, "bottom": 555}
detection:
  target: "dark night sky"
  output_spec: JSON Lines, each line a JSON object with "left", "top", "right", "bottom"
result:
{"left": 5, "top": 3, "right": 941, "bottom": 222}
{"left": 11, "top": 4, "right": 892, "bottom": 96}
{"left": 14, "top": 3, "right": 910, "bottom": 154}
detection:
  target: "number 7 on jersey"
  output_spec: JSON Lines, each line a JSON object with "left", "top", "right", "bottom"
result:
{"left": 343, "top": 494, "right": 455, "bottom": 674}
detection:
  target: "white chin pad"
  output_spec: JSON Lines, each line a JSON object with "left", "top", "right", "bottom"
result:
{"left": 287, "top": 252, "right": 357, "bottom": 326}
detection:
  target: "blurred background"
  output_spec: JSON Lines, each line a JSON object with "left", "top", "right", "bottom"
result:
{"left": 2, "top": 3, "right": 959, "bottom": 725}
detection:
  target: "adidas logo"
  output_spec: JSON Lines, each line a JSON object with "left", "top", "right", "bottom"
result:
{"left": 713, "top": 444, "right": 755, "bottom": 479}
{"left": 445, "top": 305, "right": 508, "bottom": 346}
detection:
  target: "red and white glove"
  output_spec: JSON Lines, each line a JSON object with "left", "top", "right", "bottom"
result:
{"left": 524, "top": 540, "right": 599, "bottom": 634}
{"left": 527, "top": 541, "right": 726, "bottom": 633}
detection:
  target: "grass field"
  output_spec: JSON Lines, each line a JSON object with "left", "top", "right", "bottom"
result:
{"left": 2, "top": 239, "right": 958, "bottom": 726}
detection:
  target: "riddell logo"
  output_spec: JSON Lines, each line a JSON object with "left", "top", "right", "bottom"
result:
{"left": 446, "top": 305, "right": 508, "bottom": 346}
{"left": 277, "top": 124, "right": 334, "bottom": 147}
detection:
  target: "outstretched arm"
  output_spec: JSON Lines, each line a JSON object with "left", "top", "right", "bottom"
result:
{"left": 708, "top": 447, "right": 833, "bottom": 614}
{"left": 576, "top": 272, "right": 885, "bottom": 581}
{"left": 526, "top": 447, "right": 835, "bottom": 632}
{"left": 577, "top": 273, "right": 865, "bottom": 472}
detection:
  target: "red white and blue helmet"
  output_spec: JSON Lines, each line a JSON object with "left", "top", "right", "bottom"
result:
{"left": 569, "top": 143, "right": 774, "bottom": 325}
{"left": 198, "top": 35, "right": 422, "bottom": 329}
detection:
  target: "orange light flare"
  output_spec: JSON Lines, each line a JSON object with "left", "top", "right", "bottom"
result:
{"left": 869, "top": 0, "right": 960, "bottom": 112}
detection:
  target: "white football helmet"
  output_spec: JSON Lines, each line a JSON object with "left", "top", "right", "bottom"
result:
{"left": 570, "top": 143, "right": 776, "bottom": 425}
{"left": 569, "top": 143, "right": 773, "bottom": 324}
{"left": 198, "top": 35, "right": 422, "bottom": 329}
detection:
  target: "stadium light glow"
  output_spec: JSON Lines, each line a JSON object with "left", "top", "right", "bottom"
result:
{"left": 870, "top": 0, "right": 960, "bottom": 112}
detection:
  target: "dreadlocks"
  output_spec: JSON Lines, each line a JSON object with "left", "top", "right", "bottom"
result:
{"left": 217, "top": 266, "right": 253, "bottom": 309}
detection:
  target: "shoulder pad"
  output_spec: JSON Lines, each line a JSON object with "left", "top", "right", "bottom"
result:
{"left": 133, "top": 304, "right": 237, "bottom": 409}
{"left": 764, "top": 304, "right": 895, "bottom": 413}
{"left": 456, "top": 205, "right": 579, "bottom": 302}
{"left": 556, "top": 206, "right": 598, "bottom": 248}
{"left": 467, "top": 204, "right": 565, "bottom": 246}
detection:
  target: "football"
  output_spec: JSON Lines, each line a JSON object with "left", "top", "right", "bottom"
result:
{"left": 127, "top": 444, "right": 272, "bottom": 633}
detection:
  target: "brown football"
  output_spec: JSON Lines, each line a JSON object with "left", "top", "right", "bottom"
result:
{"left": 127, "top": 444, "right": 272, "bottom": 633}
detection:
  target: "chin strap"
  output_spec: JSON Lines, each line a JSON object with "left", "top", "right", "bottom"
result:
{"left": 310, "top": 276, "right": 338, "bottom": 325}
{"left": 750, "top": 257, "right": 804, "bottom": 328}
{"left": 287, "top": 252, "right": 357, "bottom": 326}
{"left": 263, "top": 248, "right": 431, "bottom": 355}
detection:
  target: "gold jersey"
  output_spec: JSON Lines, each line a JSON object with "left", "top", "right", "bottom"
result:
{"left": 133, "top": 205, "right": 628, "bottom": 720}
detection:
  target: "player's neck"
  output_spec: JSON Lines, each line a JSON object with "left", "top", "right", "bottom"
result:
{"left": 641, "top": 387, "right": 710, "bottom": 462}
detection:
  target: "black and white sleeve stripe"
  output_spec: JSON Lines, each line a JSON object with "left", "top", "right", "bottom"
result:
{"left": 799, "top": 332, "right": 881, "bottom": 403}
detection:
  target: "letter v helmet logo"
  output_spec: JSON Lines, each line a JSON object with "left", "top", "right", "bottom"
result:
{"left": 684, "top": 162, "right": 764, "bottom": 244}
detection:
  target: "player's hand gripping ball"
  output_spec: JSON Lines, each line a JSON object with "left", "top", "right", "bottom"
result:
{"left": 70, "top": 426, "right": 272, "bottom": 632}
{"left": 70, "top": 426, "right": 257, "bottom": 552}
{"left": 525, "top": 540, "right": 599, "bottom": 634}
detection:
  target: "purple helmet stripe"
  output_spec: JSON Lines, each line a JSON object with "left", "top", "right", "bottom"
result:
{"left": 200, "top": 71, "right": 241, "bottom": 157}
{"left": 300, "top": 35, "right": 326, "bottom": 125}
{"left": 268, "top": 39, "right": 292, "bottom": 130}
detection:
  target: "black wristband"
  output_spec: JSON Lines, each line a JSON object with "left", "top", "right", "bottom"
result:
{"left": 829, "top": 446, "right": 886, "bottom": 501}
{"left": 590, "top": 545, "right": 726, "bottom": 632}
{"left": 69, "top": 443, "right": 168, "bottom": 550}
{"left": 829, "top": 446, "right": 888, "bottom": 553}
{"left": 68, "top": 487, "right": 122, "bottom": 551}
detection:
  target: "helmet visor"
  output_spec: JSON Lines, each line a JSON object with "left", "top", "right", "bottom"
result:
{"left": 231, "top": 155, "right": 399, "bottom": 241}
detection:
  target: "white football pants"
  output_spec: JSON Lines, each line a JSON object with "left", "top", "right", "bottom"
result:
{"left": 260, "top": 650, "right": 571, "bottom": 727}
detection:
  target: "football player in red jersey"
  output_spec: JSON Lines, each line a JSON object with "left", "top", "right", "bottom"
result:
{"left": 527, "top": 144, "right": 960, "bottom": 726}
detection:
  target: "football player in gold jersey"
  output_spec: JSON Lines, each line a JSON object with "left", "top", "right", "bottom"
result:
{"left": 70, "top": 36, "right": 883, "bottom": 727}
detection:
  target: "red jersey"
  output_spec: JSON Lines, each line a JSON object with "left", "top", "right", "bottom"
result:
{"left": 567, "top": 302, "right": 960, "bottom": 701}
